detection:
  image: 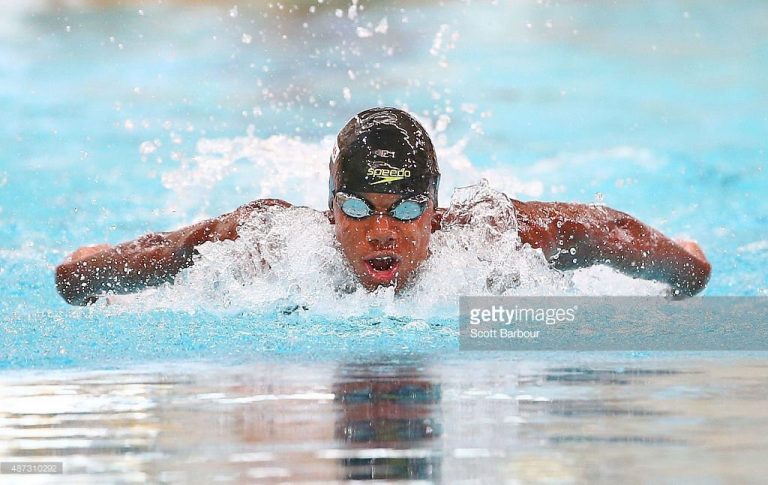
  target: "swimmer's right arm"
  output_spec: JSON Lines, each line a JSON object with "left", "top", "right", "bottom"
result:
{"left": 55, "top": 199, "right": 291, "bottom": 305}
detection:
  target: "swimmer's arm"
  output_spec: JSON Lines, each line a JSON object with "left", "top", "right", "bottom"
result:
{"left": 512, "top": 201, "right": 712, "bottom": 297}
{"left": 55, "top": 199, "right": 291, "bottom": 305}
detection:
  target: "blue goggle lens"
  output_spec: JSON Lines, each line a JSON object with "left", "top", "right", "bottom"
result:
{"left": 390, "top": 200, "right": 426, "bottom": 221}
{"left": 340, "top": 197, "right": 371, "bottom": 218}
{"left": 337, "top": 193, "right": 428, "bottom": 221}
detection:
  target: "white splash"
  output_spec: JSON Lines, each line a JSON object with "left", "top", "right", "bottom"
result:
{"left": 109, "top": 182, "right": 664, "bottom": 317}
{"left": 120, "top": 124, "right": 674, "bottom": 316}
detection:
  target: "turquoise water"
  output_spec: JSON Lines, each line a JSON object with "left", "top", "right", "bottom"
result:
{"left": 1, "top": 1, "right": 767, "bottom": 481}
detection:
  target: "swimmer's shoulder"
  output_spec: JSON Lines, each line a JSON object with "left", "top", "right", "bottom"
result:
{"left": 235, "top": 198, "right": 293, "bottom": 214}
{"left": 433, "top": 194, "right": 525, "bottom": 231}
{"left": 230, "top": 198, "right": 334, "bottom": 226}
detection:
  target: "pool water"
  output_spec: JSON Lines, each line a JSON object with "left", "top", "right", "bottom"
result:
{"left": 1, "top": 0, "right": 767, "bottom": 481}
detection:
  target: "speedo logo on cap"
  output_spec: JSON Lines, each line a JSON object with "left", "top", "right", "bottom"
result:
{"left": 366, "top": 162, "right": 411, "bottom": 185}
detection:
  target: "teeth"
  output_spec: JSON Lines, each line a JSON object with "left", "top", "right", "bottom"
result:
{"left": 368, "top": 257, "right": 396, "bottom": 272}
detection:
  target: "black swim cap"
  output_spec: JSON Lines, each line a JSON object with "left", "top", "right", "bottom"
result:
{"left": 329, "top": 107, "right": 440, "bottom": 209}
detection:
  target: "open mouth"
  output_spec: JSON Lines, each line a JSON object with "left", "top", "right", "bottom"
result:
{"left": 363, "top": 255, "right": 401, "bottom": 283}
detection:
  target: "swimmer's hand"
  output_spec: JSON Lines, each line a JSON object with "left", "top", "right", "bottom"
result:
{"left": 675, "top": 239, "right": 707, "bottom": 262}
{"left": 664, "top": 239, "right": 710, "bottom": 299}
{"left": 509, "top": 201, "right": 711, "bottom": 297}
{"left": 65, "top": 244, "right": 113, "bottom": 263}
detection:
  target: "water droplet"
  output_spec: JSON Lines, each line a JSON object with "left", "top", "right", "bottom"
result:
{"left": 139, "top": 141, "right": 158, "bottom": 156}
{"left": 356, "top": 27, "right": 372, "bottom": 38}
{"left": 435, "top": 114, "right": 450, "bottom": 132}
{"left": 374, "top": 17, "right": 388, "bottom": 34}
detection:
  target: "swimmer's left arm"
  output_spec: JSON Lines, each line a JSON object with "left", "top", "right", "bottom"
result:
{"left": 512, "top": 201, "right": 711, "bottom": 297}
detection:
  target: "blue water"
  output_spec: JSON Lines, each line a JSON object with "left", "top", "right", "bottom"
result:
{"left": 0, "top": 2, "right": 767, "bottom": 481}
{"left": 1, "top": 0, "right": 766, "bottom": 368}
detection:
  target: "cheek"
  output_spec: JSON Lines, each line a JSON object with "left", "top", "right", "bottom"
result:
{"left": 334, "top": 221, "right": 364, "bottom": 255}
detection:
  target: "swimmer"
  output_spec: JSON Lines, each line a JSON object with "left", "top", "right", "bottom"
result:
{"left": 55, "top": 107, "right": 711, "bottom": 305}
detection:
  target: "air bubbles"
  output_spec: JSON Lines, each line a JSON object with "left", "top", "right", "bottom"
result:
{"left": 229, "top": 5, "right": 239, "bottom": 18}
{"left": 342, "top": 87, "right": 351, "bottom": 101}
{"left": 241, "top": 33, "right": 252, "bottom": 44}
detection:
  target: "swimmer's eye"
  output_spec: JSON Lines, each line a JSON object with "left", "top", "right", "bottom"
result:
{"left": 336, "top": 194, "right": 373, "bottom": 219}
{"left": 335, "top": 192, "right": 428, "bottom": 221}
{"left": 389, "top": 196, "right": 428, "bottom": 221}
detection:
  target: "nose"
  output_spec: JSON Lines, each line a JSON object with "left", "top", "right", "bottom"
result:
{"left": 366, "top": 216, "right": 398, "bottom": 248}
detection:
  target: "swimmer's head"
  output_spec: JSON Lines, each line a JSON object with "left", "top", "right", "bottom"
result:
{"left": 329, "top": 107, "right": 440, "bottom": 208}
{"left": 329, "top": 107, "right": 440, "bottom": 292}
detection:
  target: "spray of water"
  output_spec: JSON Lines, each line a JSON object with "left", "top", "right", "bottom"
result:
{"left": 108, "top": 169, "right": 664, "bottom": 317}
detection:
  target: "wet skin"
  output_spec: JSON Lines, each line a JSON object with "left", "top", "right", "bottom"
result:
{"left": 55, "top": 196, "right": 711, "bottom": 305}
{"left": 330, "top": 192, "right": 435, "bottom": 292}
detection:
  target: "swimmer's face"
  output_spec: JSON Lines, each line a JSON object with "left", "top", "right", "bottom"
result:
{"left": 332, "top": 192, "right": 435, "bottom": 292}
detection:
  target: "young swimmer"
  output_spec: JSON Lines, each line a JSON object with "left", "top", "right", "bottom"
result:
{"left": 55, "top": 107, "right": 711, "bottom": 305}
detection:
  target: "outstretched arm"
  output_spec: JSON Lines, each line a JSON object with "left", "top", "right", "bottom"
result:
{"left": 512, "top": 201, "right": 711, "bottom": 297}
{"left": 55, "top": 199, "right": 291, "bottom": 305}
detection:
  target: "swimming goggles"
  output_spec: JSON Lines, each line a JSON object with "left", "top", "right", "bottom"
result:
{"left": 335, "top": 192, "right": 429, "bottom": 221}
